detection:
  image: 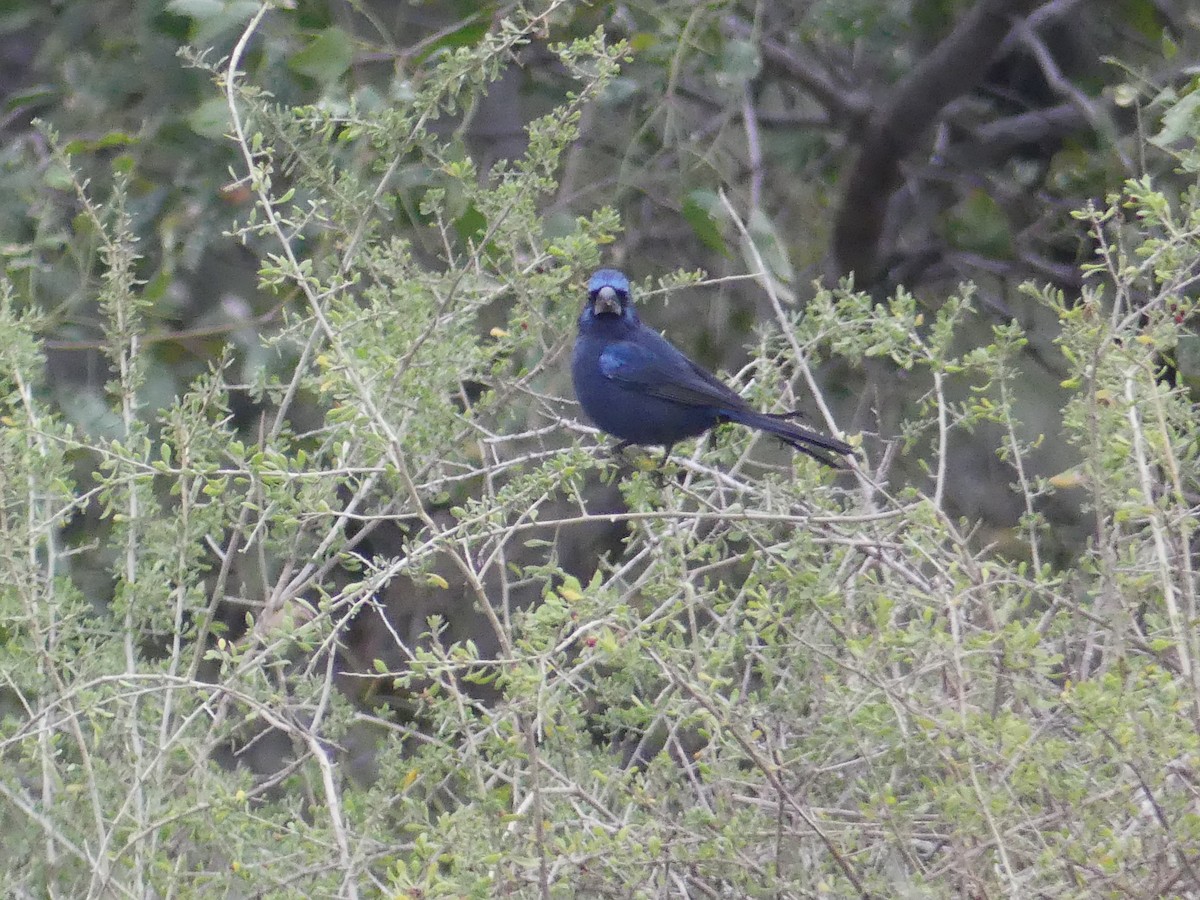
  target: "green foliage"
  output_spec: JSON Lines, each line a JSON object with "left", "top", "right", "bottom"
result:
{"left": 2, "top": 3, "right": 1200, "bottom": 898}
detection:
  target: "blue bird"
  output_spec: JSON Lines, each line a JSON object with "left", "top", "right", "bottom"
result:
{"left": 572, "top": 269, "right": 853, "bottom": 468}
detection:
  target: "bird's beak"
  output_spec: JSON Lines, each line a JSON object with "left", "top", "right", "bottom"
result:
{"left": 593, "top": 286, "right": 621, "bottom": 316}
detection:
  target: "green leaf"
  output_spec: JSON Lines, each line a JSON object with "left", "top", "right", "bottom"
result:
{"left": 289, "top": 27, "right": 355, "bottom": 84}
{"left": 166, "top": 0, "right": 258, "bottom": 46}
{"left": 4, "top": 83, "right": 58, "bottom": 112}
{"left": 414, "top": 18, "right": 490, "bottom": 63}
{"left": 943, "top": 189, "right": 1012, "bottom": 258}
{"left": 1175, "top": 333, "right": 1200, "bottom": 387}
{"left": 601, "top": 76, "right": 640, "bottom": 105}
{"left": 715, "top": 38, "right": 761, "bottom": 90}
{"left": 187, "top": 97, "right": 232, "bottom": 139}
{"left": 165, "top": 0, "right": 225, "bottom": 17}
{"left": 43, "top": 163, "right": 74, "bottom": 191}
{"left": 740, "top": 207, "right": 794, "bottom": 301}
{"left": 630, "top": 32, "right": 657, "bottom": 52}
{"left": 454, "top": 205, "right": 487, "bottom": 246}
{"left": 683, "top": 191, "right": 728, "bottom": 256}
{"left": 1163, "top": 30, "right": 1179, "bottom": 61}
{"left": 63, "top": 131, "right": 139, "bottom": 155}
{"left": 1151, "top": 88, "right": 1200, "bottom": 148}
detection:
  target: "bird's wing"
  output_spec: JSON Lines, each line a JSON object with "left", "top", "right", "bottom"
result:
{"left": 598, "top": 337, "right": 749, "bottom": 411}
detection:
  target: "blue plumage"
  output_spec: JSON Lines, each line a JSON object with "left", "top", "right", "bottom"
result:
{"left": 571, "top": 269, "right": 852, "bottom": 467}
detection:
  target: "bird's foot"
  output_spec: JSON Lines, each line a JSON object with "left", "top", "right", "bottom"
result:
{"left": 647, "top": 444, "right": 678, "bottom": 487}
{"left": 604, "top": 442, "right": 684, "bottom": 486}
{"left": 608, "top": 440, "right": 634, "bottom": 460}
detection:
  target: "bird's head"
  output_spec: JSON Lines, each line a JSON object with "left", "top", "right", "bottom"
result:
{"left": 583, "top": 268, "right": 637, "bottom": 325}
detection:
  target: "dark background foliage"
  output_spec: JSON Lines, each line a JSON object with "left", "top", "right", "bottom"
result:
{"left": 5, "top": 0, "right": 1191, "bottom": 526}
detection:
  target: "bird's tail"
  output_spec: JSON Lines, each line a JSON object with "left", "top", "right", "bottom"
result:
{"left": 724, "top": 409, "right": 854, "bottom": 468}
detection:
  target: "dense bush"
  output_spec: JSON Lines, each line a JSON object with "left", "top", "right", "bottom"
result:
{"left": 2, "top": 2, "right": 1199, "bottom": 897}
